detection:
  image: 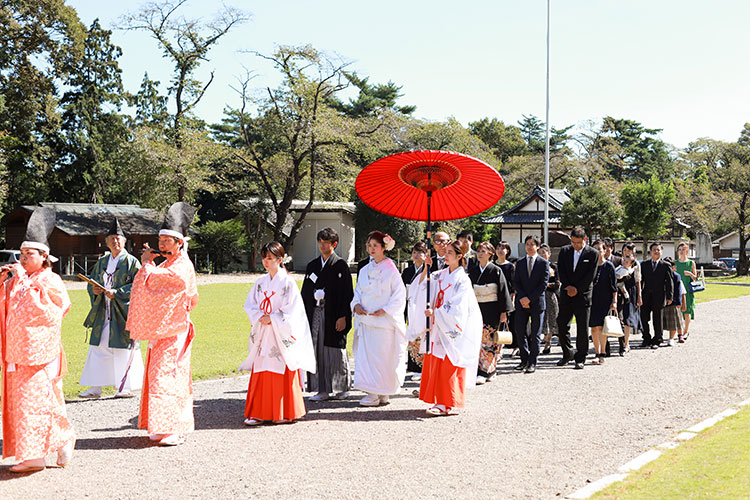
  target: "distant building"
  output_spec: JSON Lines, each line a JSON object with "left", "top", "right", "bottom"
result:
{"left": 239, "top": 199, "right": 356, "bottom": 271}
{"left": 3, "top": 203, "right": 162, "bottom": 275}
{"left": 482, "top": 186, "right": 572, "bottom": 258}
{"left": 713, "top": 227, "right": 750, "bottom": 258}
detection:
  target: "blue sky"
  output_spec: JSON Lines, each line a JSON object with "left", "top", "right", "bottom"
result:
{"left": 68, "top": 0, "right": 750, "bottom": 149}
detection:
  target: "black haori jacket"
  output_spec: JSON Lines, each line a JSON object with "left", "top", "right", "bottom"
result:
{"left": 301, "top": 252, "right": 354, "bottom": 349}
{"left": 468, "top": 262, "right": 513, "bottom": 328}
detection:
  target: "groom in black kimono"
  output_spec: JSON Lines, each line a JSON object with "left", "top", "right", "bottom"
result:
{"left": 301, "top": 227, "right": 354, "bottom": 400}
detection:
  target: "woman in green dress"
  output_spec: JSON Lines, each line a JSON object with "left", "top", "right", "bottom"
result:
{"left": 675, "top": 241, "right": 697, "bottom": 342}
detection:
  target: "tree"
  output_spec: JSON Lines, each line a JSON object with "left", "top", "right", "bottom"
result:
{"left": 561, "top": 185, "right": 622, "bottom": 238}
{"left": 468, "top": 118, "right": 526, "bottom": 163}
{"left": 120, "top": 0, "right": 248, "bottom": 199}
{"left": 329, "top": 72, "right": 415, "bottom": 118}
{"left": 127, "top": 72, "right": 170, "bottom": 129}
{"left": 193, "top": 219, "right": 248, "bottom": 273}
{"left": 592, "top": 117, "right": 674, "bottom": 182}
{"left": 217, "top": 45, "right": 385, "bottom": 249}
{"left": 0, "top": 0, "right": 85, "bottom": 211}
{"left": 620, "top": 176, "right": 676, "bottom": 255}
{"left": 709, "top": 132, "right": 750, "bottom": 275}
{"left": 517, "top": 114, "right": 545, "bottom": 153}
{"left": 56, "top": 19, "right": 129, "bottom": 203}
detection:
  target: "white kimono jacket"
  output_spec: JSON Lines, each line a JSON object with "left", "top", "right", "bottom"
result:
{"left": 407, "top": 266, "right": 482, "bottom": 386}
{"left": 240, "top": 268, "right": 316, "bottom": 375}
{"left": 351, "top": 258, "right": 407, "bottom": 394}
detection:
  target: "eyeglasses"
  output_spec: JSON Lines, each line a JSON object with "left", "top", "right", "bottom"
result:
{"left": 434, "top": 240, "right": 449, "bottom": 245}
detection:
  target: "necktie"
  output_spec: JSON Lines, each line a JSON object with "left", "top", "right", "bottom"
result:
{"left": 652, "top": 260, "right": 657, "bottom": 272}
{"left": 528, "top": 256, "right": 533, "bottom": 277}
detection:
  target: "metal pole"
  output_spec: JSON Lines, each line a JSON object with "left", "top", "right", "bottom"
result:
{"left": 425, "top": 187, "right": 432, "bottom": 354}
{"left": 544, "top": 0, "right": 551, "bottom": 244}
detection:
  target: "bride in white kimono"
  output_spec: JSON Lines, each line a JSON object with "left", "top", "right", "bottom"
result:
{"left": 240, "top": 242, "right": 316, "bottom": 425}
{"left": 408, "top": 240, "right": 482, "bottom": 416}
{"left": 351, "top": 232, "right": 407, "bottom": 407}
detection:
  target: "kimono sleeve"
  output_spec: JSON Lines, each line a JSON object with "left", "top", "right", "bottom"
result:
{"left": 113, "top": 256, "right": 141, "bottom": 302}
{"left": 243, "top": 282, "right": 264, "bottom": 324}
{"left": 382, "top": 267, "right": 406, "bottom": 317}
{"left": 432, "top": 275, "right": 481, "bottom": 368}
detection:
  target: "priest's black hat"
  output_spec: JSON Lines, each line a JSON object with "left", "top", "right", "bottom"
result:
{"left": 159, "top": 202, "right": 196, "bottom": 240}
{"left": 21, "top": 207, "right": 57, "bottom": 260}
{"left": 107, "top": 217, "right": 125, "bottom": 237}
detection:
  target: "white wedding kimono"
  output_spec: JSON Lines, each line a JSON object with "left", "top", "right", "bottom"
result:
{"left": 407, "top": 266, "right": 482, "bottom": 387}
{"left": 240, "top": 268, "right": 316, "bottom": 375}
{"left": 351, "top": 258, "right": 407, "bottom": 395}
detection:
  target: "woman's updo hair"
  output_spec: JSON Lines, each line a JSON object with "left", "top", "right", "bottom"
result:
{"left": 449, "top": 239, "right": 470, "bottom": 267}
{"left": 260, "top": 241, "right": 286, "bottom": 267}
{"left": 366, "top": 231, "right": 386, "bottom": 249}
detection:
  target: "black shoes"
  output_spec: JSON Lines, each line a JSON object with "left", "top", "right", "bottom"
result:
{"left": 524, "top": 365, "right": 536, "bottom": 374}
{"left": 514, "top": 362, "right": 528, "bottom": 371}
{"left": 650, "top": 344, "right": 659, "bottom": 350}
{"left": 556, "top": 356, "right": 573, "bottom": 367}
{"left": 542, "top": 347, "right": 551, "bottom": 355}
{"left": 574, "top": 362, "right": 584, "bottom": 370}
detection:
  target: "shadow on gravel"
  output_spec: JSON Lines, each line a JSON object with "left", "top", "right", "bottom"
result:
{"left": 74, "top": 436, "right": 152, "bottom": 450}
{"left": 305, "top": 408, "right": 426, "bottom": 422}
{"left": 193, "top": 398, "right": 247, "bottom": 430}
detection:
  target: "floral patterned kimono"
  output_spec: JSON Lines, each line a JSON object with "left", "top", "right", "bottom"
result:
{"left": 1, "top": 265, "right": 74, "bottom": 462}
{"left": 240, "top": 267, "right": 316, "bottom": 421}
{"left": 126, "top": 251, "right": 198, "bottom": 436}
{"left": 408, "top": 266, "right": 482, "bottom": 408}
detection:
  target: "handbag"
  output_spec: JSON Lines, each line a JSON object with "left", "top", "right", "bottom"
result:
{"left": 492, "top": 321, "right": 513, "bottom": 345}
{"left": 602, "top": 310, "right": 624, "bottom": 337}
{"left": 689, "top": 267, "right": 705, "bottom": 293}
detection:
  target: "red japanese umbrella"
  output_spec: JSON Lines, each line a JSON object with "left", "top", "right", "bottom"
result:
{"left": 355, "top": 150, "right": 505, "bottom": 352}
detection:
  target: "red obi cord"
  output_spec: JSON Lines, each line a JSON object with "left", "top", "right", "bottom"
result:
{"left": 260, "top": 291, "right": 275, "bottom": 315}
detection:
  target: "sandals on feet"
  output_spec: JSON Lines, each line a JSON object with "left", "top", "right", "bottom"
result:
{"left": 425, "top": 405, "right": 453, "bottom": 416}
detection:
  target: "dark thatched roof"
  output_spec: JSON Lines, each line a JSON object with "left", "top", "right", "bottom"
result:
{"left": 20, "top": 203, "right": 163, "bottom": 236}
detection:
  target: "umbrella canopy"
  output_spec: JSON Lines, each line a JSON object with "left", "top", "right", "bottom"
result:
{"left": 355, "top": 150, "right": 505, "bottom": 221}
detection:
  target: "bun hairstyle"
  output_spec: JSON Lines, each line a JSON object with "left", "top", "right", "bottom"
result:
{"left": 367, "top": 231, "right": 386, "bottom": 248}
{"left": 260, "top": 241, "right": 286, "bottom": 268}
{"left": 449, "top": 239, "right": 470, "bottom": 267}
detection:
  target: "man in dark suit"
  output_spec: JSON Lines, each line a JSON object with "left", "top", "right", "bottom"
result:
{"left": 512, "top": 235, "right": 550, "bottom": 374}
{"left": 457, "top": 229, "right": 478, "bottom": 271}
{"left": 430, "top": 231, "right": 451, "bottom": 271}
{"left": 603, "top": 237, "right": 622, "bottom": 267}
{"left": 556, "top": 226, "right": 600, "bottom": 369}
{"left": 639, "top": 242, "right": 674, "bottom": 349}
{"left": 301, "top": 228, "right": 354, "bottom": 400}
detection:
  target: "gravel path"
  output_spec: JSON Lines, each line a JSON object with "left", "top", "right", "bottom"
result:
{"left": 2, "top": 295, "right": 749, "bottom": 500}
{"left": 64, "top": 272, "right": 306, "bottom": 290}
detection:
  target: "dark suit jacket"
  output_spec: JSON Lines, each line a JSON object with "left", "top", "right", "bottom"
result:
{"left": 301, "top": 252, "right": 353, "bottom": 349}
{"left": 640, "top": 259, "right": 674, "bottom": 308}
{"left": 557, "top": 244, "right": 600, "bottom": 307}
{"left": 429, "top": 250, "right": 448, "bottom": 272}
{"left": 356, "top": 256, "right": 372, "bottom": 274}
{"left": 607, "top": 254, "right": 623, "bottom": 268}
{"left": 401, "top": 263, "right": 424, "bottom": 287}
{"left": 513, "top": 255, "right": 550, "bottom": 312}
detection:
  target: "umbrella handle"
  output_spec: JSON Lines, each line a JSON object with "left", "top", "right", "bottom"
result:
{"left": 425, "top": 189, "right": 432, "bottom": 354}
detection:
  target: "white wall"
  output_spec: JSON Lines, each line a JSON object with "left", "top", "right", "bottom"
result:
{"left": 291, "top": 212, "right": 355, "bottom": 271}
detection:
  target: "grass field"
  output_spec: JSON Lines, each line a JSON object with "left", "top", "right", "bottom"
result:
{"left": 593, "top": 406, "right": 750, "bottom": 499}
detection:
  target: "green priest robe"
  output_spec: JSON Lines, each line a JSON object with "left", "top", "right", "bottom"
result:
{"left": 83, "top": 251, "right": 141, "bottom": 349}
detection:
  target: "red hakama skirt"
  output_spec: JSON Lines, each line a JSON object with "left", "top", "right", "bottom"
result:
{"left": 245, "top": 368, "right": 306, "bottom": 421}
{"left": 419, "top": 353, "right": 466, "bottom": 408}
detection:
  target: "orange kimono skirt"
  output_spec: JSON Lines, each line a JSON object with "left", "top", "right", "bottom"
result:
{"left": 419, "top": 353, "right": 466, "bottom": 408}
{"left": 2, "top": 354, "right": 75, "bottom": 461}
{"left": 138, "top": 328, "right": 194, "bottom": 435}
{"left": 245, "top": 368, "right": 306, "bottom": 421}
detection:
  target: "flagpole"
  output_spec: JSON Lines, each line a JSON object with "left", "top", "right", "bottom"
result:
{"left": 544, "top": 0, "right": 551, "bottom": 244}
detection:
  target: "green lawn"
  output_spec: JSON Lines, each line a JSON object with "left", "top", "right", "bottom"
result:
{"left": 593, "top": 406, "right": 750, "bottom": 499}
{"left": 64, "top": 280, "right": 355, "bottom": 399}
{"left": 696, "top": 281, "right": 750, "bottom": 304}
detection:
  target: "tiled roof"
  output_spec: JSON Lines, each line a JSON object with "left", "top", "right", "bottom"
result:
{"left": 482, "top": 212, "right": 563, "bottom": 224}
{"left": 21, "top": 203, "right": 163, "bottom": 236}
{"left": 482, "top": 186, "right": 570, "bottom": 225}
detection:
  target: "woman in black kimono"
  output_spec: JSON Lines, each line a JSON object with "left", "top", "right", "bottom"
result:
{"left": 470, "top": 242, "right": 513, "bottom": 384}
{"left": 494, "top": 241, "right": 517, "bottom": 353}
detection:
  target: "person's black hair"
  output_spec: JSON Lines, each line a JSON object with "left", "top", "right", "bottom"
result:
{"left": 317, "top": 227, "right": 339, "bottom": 245}
{"left": 591, "top": 238, "right": 604, "bottom": 248}
{"left": 524, "top": 234, "right": 540, "bottom": 246}
{"left": 649, "top": 241, "right": 663, "bottom": 251}
{"left": 622, "top": 241, "right": 636, "bottom": 253}
{"left": 260, "top": 241, "right": 286, "bottom": 267}
{"left": 457, "top": 229, "right": 474, "bottom": 241}
{"left": 570, "top": 226, "right": 586, "bottom": 239}
{"left": 497, "top": 241, "right": 512, "bottom": 258}
{"left": 411, "top": 241, "right": 427, "bottom": 253}
{"left": 602, "top": 237, "right": 614, "bottom": 249}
